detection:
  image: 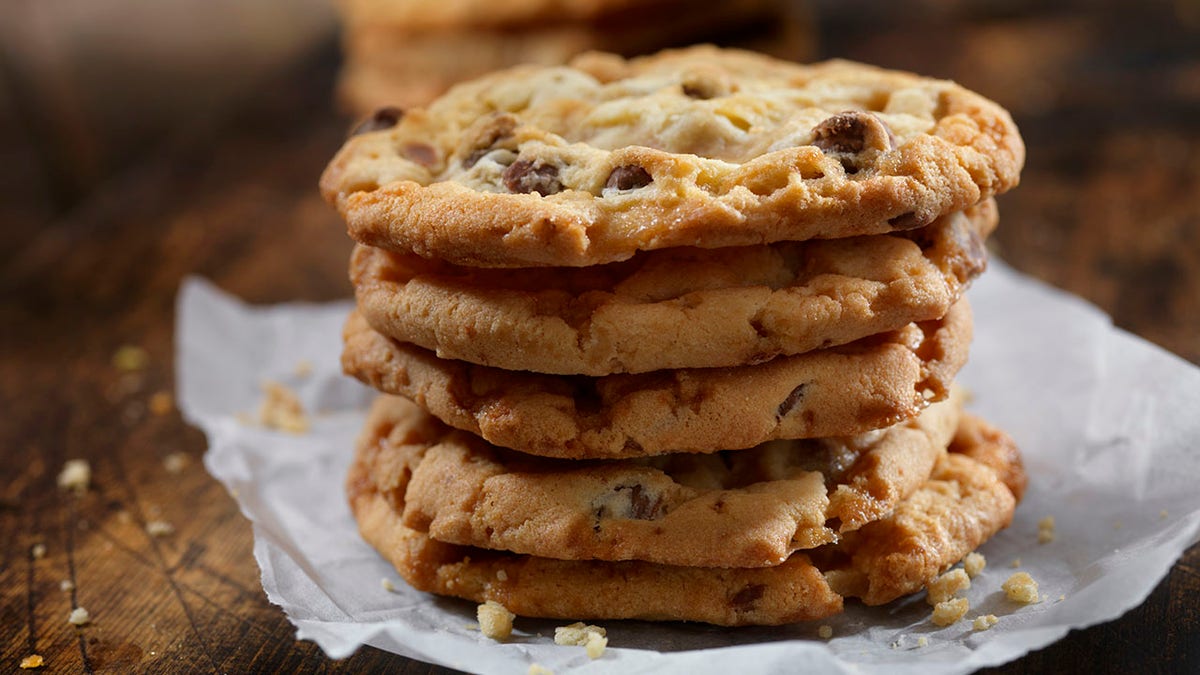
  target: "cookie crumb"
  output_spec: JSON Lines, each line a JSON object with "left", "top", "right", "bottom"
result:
{"left": 163, "top": 452, "right": 189, "bottom": 474}
{"left": 496, "top": 569, "right": 508, "bottom": 581}
{"left": 1037, "top": 516, "right": 1056, "bottom": 543}
{"left": 1009, "top": 558, "right": 1021, "bottom": 568}
{"left": 1058, "top": 594, "right": 1066, "bottom": 602}
{"left": 1160, "top": 509, "right": 1169, "bottom": 519}
{"left": 818, "top": 625, "right": 833, "bottom": 639}
{"left": 57, "top": 459, "right": 91, "bottom": 493}
{"left": 145, "top": 520, "right": 175, "bottom": 537}
{"left": 477, "top": 600, "right": 514, "bottom": 641}
{"left": 932, "top": 597, "right": 970, "bottom": 626}
{"left": 585, "top": 630, "right": 608, "bottom": 659}
{"left": 149, "top": 391, "right": 174, "bottom": 416}
{"left": 68, "top": 607, "right": 91, "bottom": 626}
{"left": 963, "top": 552, "right": 986, "bottom": 578}
{"left": 112, "top": 345, "right": 149, "bottom": 371}
{"left": 926, "top": 568, "right": 970, "bottom": 605}
{"left": 19, "top": 655, "right": 44, "bottom": 669}
{"left": 972, "top": 614, "right": 999, "bottom": 631}
{"left": 60, "top": 579, "right": 75, "bottom": 592}
{"left": 116, "top": 510, "right": 133, "bottom": 525}
{"left": 1002, "top": 572, "right": 1040, "bottom": 604}
{"left": 294, "top": 360, "right": 314, "bottom": 378}
{"left": 381, "top": 578, "right": 396, "bottom": 592}
{"left": 31, "top": 543, "right": 46, "bottom": 559}
{"left": 555, "top": 622, "right": 608, "bottom": 658}
{"left": 258, "top": 382, "right": 310, "bottom": 433}
{"left": 529, "top": 665, "right": 554, "bottom": 675}
{"left": 916, "top": 636, "right": 929, "bottom": 648}
{"left": 1112, "top": 519, "right": 1123, "bottom": 530}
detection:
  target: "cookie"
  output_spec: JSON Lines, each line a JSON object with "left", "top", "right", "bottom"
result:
{"left": 347, "top": 411, "right": 1022, "bottom": 625}
{"left": 336, "top": 1, "right": 791, "bottom": 113}
{"left": 352, "top": 389, "right": 960, "bottom": 568}
{"left": 818, "top": 416, "right": 1023, "bottom": 605}
{"left": 352, "top": 201, "right": 994, "bottom": 375}
{"left": 341, "top": 298, "right": 971, "bottom": 458}
{"left": 320, "top": 46, "right": 1023, "bottom": 267}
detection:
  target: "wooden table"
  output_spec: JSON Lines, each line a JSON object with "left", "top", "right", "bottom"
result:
{"left": 2, "top": 3, "right": 1198, "bottom": 672}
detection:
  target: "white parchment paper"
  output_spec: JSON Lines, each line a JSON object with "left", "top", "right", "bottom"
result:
{"left": 177, "top": 262, "right": 1200, "bottom": 674}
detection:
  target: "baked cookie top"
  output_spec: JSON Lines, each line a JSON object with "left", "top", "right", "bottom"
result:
{"left": 341, "top": 299, "right": 971, "bottom": 458}
{"left": 353, "top": 201, "right": 994, "bottom": 375}
{"left": 347, "top": 412, "right": 1022, "bottom": 625}
{"left": 321, "top": 46, "right": 1023, "bottom": 267}
{"left": 354, "top": 390, "right": 960, "bottom": 568}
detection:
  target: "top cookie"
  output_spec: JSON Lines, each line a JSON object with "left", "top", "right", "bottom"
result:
{"left": 321, "top": 46, "right": 1024, "bottom": 267}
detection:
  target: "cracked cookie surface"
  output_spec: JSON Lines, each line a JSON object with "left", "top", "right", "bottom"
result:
{"left": 321, "top": 46, "right": 1023, "bottom": 267}
{"left": 353, "top": 201, "right": 993, "bottom": 375}
{"left": 341, "top": 299, "right": 971, "bottom": 458}
{"left": 352, "top": 390, "right": 961, "bottom": 568}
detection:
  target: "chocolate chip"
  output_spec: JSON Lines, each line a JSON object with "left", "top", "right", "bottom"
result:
{"left": 777, "top": 383, "right": 808, "bottom": 418}
{"left": 810, "top": 111, "right": 895, "bottom": 172}
{"left": 401, "top": 142, "right": 438, "bottom": 168}
{"left": 503, "top": 160, "right": 562, "bottom": 196}
{"left": 731, "top": 584, "right": 766, "bottom": 610}
{"left": 350, "top": 106, "right": 403, "bottom": 137}
{"left": 621, "top": 484, "right": 662, "bottom": 520}
{"left": 605, "top": 165, "right": 653, "bottom": 191}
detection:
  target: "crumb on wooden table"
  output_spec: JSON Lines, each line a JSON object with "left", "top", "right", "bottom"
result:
{"left": 163, "top": 452, "right": 189, "bottom": 474}
{"left": 19, "top": 654, "right": 44, "bottom": 669}
{"left": 145, "top": 520, "right": 175, "bottom": 537}
{"left": 112, "top": 345, "right": 149, "bottom": 371}
{"left": 31, "top": 543, "right": 46, "bottom": 559}
{"left": 149, "top": 391, "right": 174, "bottom": 416}
{"left": 68, "top": 607, "right": 91, "bottom": 626}
{"left": 57, "top": 459, "right": 91, "bottom": 493}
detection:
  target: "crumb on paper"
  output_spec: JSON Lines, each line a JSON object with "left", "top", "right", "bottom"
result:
{"left": 57, "top": 459, "right": 91, "bottom": 493}
{"left": 1002, "top": 572, "right": 1040, "bottom": 604}
{"left": 258, "top": 382, "right": 310, "bottom": 434}
{"left": 19, "top": 654, "right": 44, "bottom": 669}
{"left": 1009, "top": 558, "right": 1021, "bottom": 568}
{"left": 1038, "top": 515, "right": 1056, "bottom": 543}
{"left": 917, "top": 636, "right": 929, "bottom": 648}
{"left": 68, "top": 607, "right": 90, "bottom": 626}
{"left": 529, "top": 665, "right": 554, "bottom": 675}
{"left": 163, "top": 452, "right": 188, "bottom": 474}
{"left": 477, "top": 600, "right": 514, "bottom": 641}
{"left": 31, "top": 543, "right": 46, "bottom": 559}
{"left": 963, "top": 551, "right": 986, "bottom": 578}
{"left": 381, "top": 578, "right": 396, "bottom": 592}
{"left": 1113, "top": 519, "right": 1123, "bottom": 530}
{"left": 926, "top": 568, "right": 970, "bottom": 605}
{"left": 60, "top": 579, "right": 75, "bottom": 592}
{"left": 973, "top": 614, "right": 999, "bottom": 631}
{"left": 818, "top": 625, "right": 833, "bottom": 639}
{"left": 234, "top": 411, "right": 255, "bottom": 426}
{"left": 1058, "top": 594, "right": 1066, "bottom": 602}
{"left": 149, "top": 391, "right": 174, "bottom": 416}
{"left": 294, "top": 359, "right": 314, "bottom": 378}
{"left": 555, "top": 622, "right": 608, "bottom": 659}
{"left": 1160, "top": 509, "right": 1169, "bottom": 519}
{"left": 496, "top": 569, "right": 508, "bottom": 581}
{"left": 932, "top": 597, "right": 970, "bottom": 626}
{"left": 112, "top": 345, "right": 149, "bottom": 371}
{"left": 145, "top": 520, "right": 175, "bottom": 537}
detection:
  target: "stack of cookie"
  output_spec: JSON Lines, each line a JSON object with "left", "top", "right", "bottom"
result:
{"left": 321, "top": 46, "right": 1028, "bottom": 626}
{"left": 334, "top": 0, "right": 807, "bottom": 114}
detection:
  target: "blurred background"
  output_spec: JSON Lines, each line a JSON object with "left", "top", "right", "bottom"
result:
{"left": 2, "top": 0, "right": 1197, "bottom": 360}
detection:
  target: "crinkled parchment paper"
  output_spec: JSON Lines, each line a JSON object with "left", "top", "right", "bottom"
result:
{"left": 177, "top": 262, "right": 1200, "bottom": 674}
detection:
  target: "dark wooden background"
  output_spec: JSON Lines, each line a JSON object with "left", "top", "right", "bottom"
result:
{"left": 2, "top": 1, "right": 1198, "bottom": 672}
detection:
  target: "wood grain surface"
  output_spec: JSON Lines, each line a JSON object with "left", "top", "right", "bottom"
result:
{"left": 2, "top": 2, "right": 1198, "bottom": 673}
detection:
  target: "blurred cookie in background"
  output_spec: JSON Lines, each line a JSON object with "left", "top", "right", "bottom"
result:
{"left": 334, "top": 0, "right": 813, "bottom": 114}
